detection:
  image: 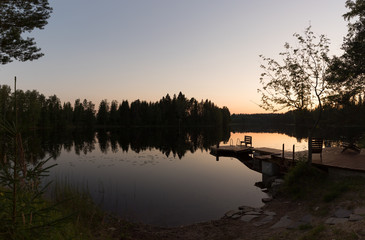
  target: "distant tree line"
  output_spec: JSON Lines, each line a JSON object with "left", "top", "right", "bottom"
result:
{"left": 232, "top": 101, "right": 365, "bottom": 128}
{"left": 231, "top": 113, "right": 295, "bottom": 127}
{"left": 0, "top": 86, "right": 230, "bottom": 129}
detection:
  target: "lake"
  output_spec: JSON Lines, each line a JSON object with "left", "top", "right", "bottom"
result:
{"left": 22, "top": 127, "right": 310, "bottom": 227}
{"left": 2, "top": 124, "right": 363, "bottom": 226}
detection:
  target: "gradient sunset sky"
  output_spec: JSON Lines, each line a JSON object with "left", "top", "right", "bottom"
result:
{"left": 0, "top": 0, "right": 348, "bottom": 114}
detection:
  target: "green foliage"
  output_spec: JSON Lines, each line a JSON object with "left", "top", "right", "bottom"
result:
{"left": 0, "top": 80, "right": 70, "bottom": 239}
{"left": 323, "top": 176, "right": 365, "bottom": 202}
{"left": 0, "top": 132, "right": 120, "bottom": 239}
{"left": 258, "top": 26, "right": 330, "bottom": 113}
{"left": 327, "top": 0, "right": 365, "bottom": 106}
{"left": 331, "top": 228, "right": 359, "bottom": 240}
{"left": 283, "top": 160, "right": 326, "bottom": 199}
{"left": 0, "top": 1, "right": 52, "bottom": 64}
{"left": 298, "top": 225, "right": 326, "bottom": 240}
{"left": 322, "top": 182, "right": 350, "bottom": 202}
{"left": 49, "top": 180, "right": 118, "bottom": 240}
{"left": 0, "top": 121, "right": 70, "bottom": 239}
{"left": 283, "top": 158, "right": 365, "bottom": 204}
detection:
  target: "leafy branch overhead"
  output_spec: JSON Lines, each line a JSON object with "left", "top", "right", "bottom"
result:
{"left": 258, "top": 26, "right": 330, "bottom": 112}
{"left": 0, "top": 0, "right": 52, "bottom": 64}
{"left": 326, "top": 0, "right": 365, "bottom": 105}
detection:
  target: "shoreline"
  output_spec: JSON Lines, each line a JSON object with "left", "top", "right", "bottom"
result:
{"left": 102, "top": 169, "right": 365, "bottom": 240}
{"left": 112, "top": 193, "right": 365, "bottom": 240}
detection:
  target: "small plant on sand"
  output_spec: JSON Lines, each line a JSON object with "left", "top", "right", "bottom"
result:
{"left": 299, "top": 225, "right": 326, "bottom": 240}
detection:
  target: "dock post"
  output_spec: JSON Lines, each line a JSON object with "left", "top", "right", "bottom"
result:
{"left": 282, "top": 144, "right": 284, "bottom": 160}
{"left": 292, "top": 145, "right": 295, "bottom": 163}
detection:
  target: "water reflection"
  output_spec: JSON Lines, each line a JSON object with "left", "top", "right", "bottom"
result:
{"left": 0, "top": 127, "right": 230, "bottom": 163}
{"left": 2, "top": 125, "right": 364, "bottom": 226}
{"left": 4, "top": 125, "right": 364, "bottom": 162}
{"left": 231, "top": 125, "right": 365, "bottom": 148}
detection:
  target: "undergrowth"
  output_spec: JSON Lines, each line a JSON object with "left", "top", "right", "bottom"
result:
{"left": 282, "top": 160, "right": 326, "bottom": 200}
{"left": 282, "top": 160, "right": 365, "bottom": 204}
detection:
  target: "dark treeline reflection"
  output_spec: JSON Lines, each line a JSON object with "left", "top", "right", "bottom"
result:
{"left": 0, "top": 127, "right": 230, "bottom": 162}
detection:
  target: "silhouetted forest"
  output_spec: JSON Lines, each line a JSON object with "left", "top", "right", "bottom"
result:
{"left": 231, "top": 113, "right": 295, "bottom": 127}
{"left": 0, "top": 85, "right": 230, "bottom": 129}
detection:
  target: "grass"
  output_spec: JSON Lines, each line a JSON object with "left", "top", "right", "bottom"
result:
{"left": 45, "top": 181, "right": 124, "bottom": 240}
{"left": 282, "top": 160, "right": 365, "bottom": 204}
{"left": 282, "top": 160, "right": 327, "bottom": 200}
{"left": 298, "top": 225, "right": 326, "bottom": 240}
{"left": 331, "top": 228, "right": 358, "bottom": 240}
{"left": 323, "top": 176, "right": 365, "bottom": 202}
{"left": 0, "top": 179, "right": 125, "bottom": 240}
{"left": 266, "top": 160, "right": 365, "bottom": 240}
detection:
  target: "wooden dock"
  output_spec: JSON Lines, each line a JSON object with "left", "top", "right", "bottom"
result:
{"left": 210, "top": 145, "right": 303, "bottom": 162}
{"left": 210, "top": 144, "right": 365, "bottom": 176}
{"left": 313, "top": 147, "right": 365, "bottom": 174}
{"left": 210, "top": 145, "right": 252, "bottom": 156}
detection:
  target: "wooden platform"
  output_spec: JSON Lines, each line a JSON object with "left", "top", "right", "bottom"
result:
{"left": 210, "top": 145, "right": 301, "bottom": 161}
{"left": 254, "top": 147, "right": 282, "bottom": 156}
{"left": 313, "top": 147, "right": 365, "bottom": 173}
{"left": 210, "top": 145, "right": 365, "bottom": 174}
{"left": 210, "top": 145, "right": 252, "bottom": 156}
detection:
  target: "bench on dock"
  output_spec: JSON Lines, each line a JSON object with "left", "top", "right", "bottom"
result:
{"left": 240, "top": 136, "right": 252, "bottom": 147}
{"left": 341, "top": 142, "right": 361, "bottom": 154}
{"left": 311, "top": 138, "right": 324, "bottom": 161}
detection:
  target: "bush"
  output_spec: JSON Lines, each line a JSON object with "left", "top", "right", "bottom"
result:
{"left": 283, "top": 161, "right": 327, "bottom": 199}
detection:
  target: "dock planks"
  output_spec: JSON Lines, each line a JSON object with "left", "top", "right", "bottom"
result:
{"left": 210, "top": 145, "right": 303, "bottom": 161}
{"left": 210, "top": 144, "right": 365, "bottom": 174}
{"left": 210, "top": 145, "right": 252, "bottom": 156}
{"left": 312, "top": 147, "right": 365, "bottom": 172}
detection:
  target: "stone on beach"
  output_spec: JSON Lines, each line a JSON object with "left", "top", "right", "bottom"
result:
{"left": 238, "top": 206, "right": 255, "bottom": 213}
{"left": 334, "top": 208, "right": 352, "bottom": 218}
{"left": 354, "top": 207, "right": 365, "bottom": 215}
{"left": 240, "top": 215, "right": 260, "bottom": 222}
{"left": 262, "top": 211, "right": 276, "bottom": 216}
{"left": 325, "top": 217, "right": 348, "bottom": 225}
{"left": 349, "top": 214, "right": 363, "bottom": 221}
{"left": 253, "top": 215, "right": 274, "bottom": 226}
{"left": 270, "top": 215, "right": 293, "bottom": 229}
{"left": 225, "top": 210, "right": 242, "bottom": 218}
{"left": 245, "top": 211, "right": 262, "bottom": 215}
{"left": 262, "top": 197, "right": 273, "bottom": 203}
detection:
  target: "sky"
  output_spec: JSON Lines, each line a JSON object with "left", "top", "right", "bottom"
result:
{"left": 0, "top": 0, "right": 349, "bottom": 114}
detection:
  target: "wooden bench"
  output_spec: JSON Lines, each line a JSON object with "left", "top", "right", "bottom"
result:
{"left": 341, "top": 142, "right": 361, "bottom": 153}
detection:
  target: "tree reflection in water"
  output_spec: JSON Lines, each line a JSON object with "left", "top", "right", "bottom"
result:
{"left": 0, "top": 127, "right": 230, "bottom": 163}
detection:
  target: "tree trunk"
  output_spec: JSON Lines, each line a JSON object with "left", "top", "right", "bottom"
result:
{"left": 307, "top": 133, "right": 312, "bottom": 164}
{"left": 308, "top": 94, "right": 323, "bottom": 165}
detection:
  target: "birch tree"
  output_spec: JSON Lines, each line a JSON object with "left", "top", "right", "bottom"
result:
{"left": 258, "top": 26, "right": 330, "bottom": 163}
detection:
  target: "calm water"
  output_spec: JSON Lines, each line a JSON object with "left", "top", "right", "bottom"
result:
{"left": 39, "top": 128, "right": 310, "bottom": 226}
{"left": 49, "top": 147, "right": 266, "bottom": 226}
